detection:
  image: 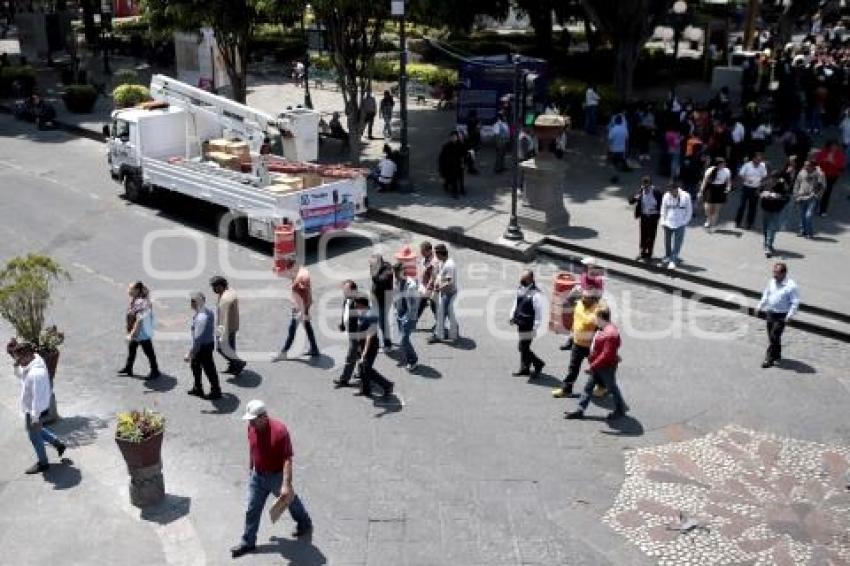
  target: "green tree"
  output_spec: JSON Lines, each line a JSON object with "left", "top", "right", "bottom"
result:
{"left": 311, "top": 0, "right": 389, "bottom": 163}
{"left": 408, "top": 0, "right": 510, "bottom": 35}
{"left": 143, "top": 0, "right": 278, "bottom": 103}
{"left": 581, "top": 0, "right": 673, "bottom": 99}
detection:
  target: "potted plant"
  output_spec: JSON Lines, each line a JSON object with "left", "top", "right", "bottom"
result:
{"left": 115, "top": 408, "right": 166, "bottom": 507}
{"left": 112, "top": 83, "right": 152, "bottom": 109}
{"left": 62, "top": 84, "right": 99, "bottom": 113}
{"left": 0, "top": 254, "right": 70, "bottom": 422}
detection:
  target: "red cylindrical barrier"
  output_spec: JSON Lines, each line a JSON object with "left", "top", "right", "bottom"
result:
{"left": 549, "top": 272, "right": 578, "bottom": 334}
{"left": 273, "top": 224, "right": 297, "bottom": 277}
{"left": 394, "top": 244, "right": 418, "bottom": 278}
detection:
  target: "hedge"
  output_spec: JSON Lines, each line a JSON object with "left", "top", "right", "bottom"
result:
{"left": 311, "top": 55, "right": 457, "bottom": 88}
{"left": 113, "top": 84, "right": 152, "bottom": 108}
{"left": 0, "top": 65, "right": 37, "bottom": 96}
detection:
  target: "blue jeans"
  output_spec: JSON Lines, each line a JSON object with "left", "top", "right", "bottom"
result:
{"left": 241, "top": 471, "right": 312, "bottom": 547}
{"left": 26, "top": 414, "right": 60, "bottom": 465}
{"left": 397, "top": 317, "right": 418, "bottom": 365}
{"left": 762, "top": 210, "right": 783, "bottom": 250}
{"left": 669, "top": 152, "right": 681, "bottom": 179}
{"left": 435, "top": 292, "right": 458, "bottom": 341}
{"left": 584, "top": 106, "right": 597, "bottom": 134}
{"left": 663, "top": 225, "right": 686, "bottom": 262}
{"left": 798, "top": 197, "right": 817, "bottom": 237}
{"left": 282, "top": 314, "right": 318, "bottom": 353}
{"left": 577, "top": 366, "right": 626, "bottom": 414}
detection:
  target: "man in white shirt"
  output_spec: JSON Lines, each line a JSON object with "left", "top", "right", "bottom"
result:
{"left": 736, "top": 153, "right": 769, "bottom": 229}
{"left": 659, "top": 183, "right": 693, "bottom": 269}
{"left": 757, "top": 263, "right": 800, "bottom": 368}
{"left": 584, "top": 84, "right": 600, "bottom": 135}
{"left": 376, "top": 151, "right": 397, "bottom": 193}
{"left": 8, "top": 341, "right": 66, "bottom": 474}
{"left": 428, "top": 243, "right": 459, "bottom": 343}
{"left": 509, "top": 270, "right": 546, "bottom": 378}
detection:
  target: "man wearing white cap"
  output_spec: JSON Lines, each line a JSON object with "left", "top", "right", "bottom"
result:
{"left": 231, "top": 400, "right": 313, "bottom": 558}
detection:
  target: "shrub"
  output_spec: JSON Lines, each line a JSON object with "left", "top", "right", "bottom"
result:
{"left": 113, "top": 68, "right": 138, "bottom": 87}
{"left": 113, "top": 83, "right": 151, "bottom": 108}
{"left": 62, "top": 84, "right": 98, "bottom": 113}
{"left": 116, "top": 409, "right": 165, "bottom": 442}
{"left": 547, "top": 79, "right": 621, "bottom": 124}
{"left": 0, "top": 65, "right": 37, "bottom": 96}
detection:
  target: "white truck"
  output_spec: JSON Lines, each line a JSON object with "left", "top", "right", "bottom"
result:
{"left": 105, "top": 74, "right": 368, "bottom": 242}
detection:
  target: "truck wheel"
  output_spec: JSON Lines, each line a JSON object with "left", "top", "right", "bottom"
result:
{"left": 220, "top": 211, "right": 248, "bottom": 242}
{"left": 123, "top": 175, "right": 142, "bottom": 203}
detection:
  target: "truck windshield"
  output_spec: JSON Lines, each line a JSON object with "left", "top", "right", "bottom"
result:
{"left": 113, "top": 119, "right": 130, "bottom": 140}
{"left": 269, "top": 133, "right": 284, "bottom": 156}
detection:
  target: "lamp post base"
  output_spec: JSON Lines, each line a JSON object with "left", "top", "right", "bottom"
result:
{"left": 503, "top": 220, "right": 524, "bottom": 241}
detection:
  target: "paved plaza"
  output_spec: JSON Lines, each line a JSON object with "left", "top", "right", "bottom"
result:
{"left": 1, "top": 113, "right": 850, "bottom": 565}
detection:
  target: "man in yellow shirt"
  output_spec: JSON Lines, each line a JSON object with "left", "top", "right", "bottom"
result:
{"left": 553, "top": 290, "right": 604, "bottom": 398}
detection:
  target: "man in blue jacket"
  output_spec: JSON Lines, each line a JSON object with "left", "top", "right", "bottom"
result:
{"left": 185, "top": 292, "right": 222, "bottom": 400}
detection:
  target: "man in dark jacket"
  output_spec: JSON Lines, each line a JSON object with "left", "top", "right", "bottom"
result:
{"left": 333, "top": 280, "right": 363, "bottom": 388}
{"left": 509, "top": 270, "right": 545, "bottom": 378}
{"left": 438, "top": 131, "right": 467, "bottom": 199}
{"left": 352, "top": 296, "right": 394, "bottom": 399}
{"left": 369, "top": 253, "right": 394, "bottom": 349}
{"left": 628, "top": 176, "right": 664, "bottom": 261}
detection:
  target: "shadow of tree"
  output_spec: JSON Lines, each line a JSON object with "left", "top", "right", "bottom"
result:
{"left": 50, "top": 415, "right": 108, "bottom": 448}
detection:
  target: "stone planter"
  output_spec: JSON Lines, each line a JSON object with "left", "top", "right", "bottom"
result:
{"left": 116, "top": 432, "right": 165, "bottom": 507}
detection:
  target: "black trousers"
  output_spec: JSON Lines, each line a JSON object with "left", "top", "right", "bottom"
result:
{"left": 765, "top": 311, "right": 787, "bottom": 362}
{"left": 564, "top": 344, "right": 591, "bottom": 386}
{"left": 444, "top": 173, "right": 465, "bottom": 196}
{"left": 821, "top": 175, "right": 838, "bottom": 214}
{"left": 358, "top": 356, "right": 393, "bottom": 395}
{"left": 417, "top": 296, "right": 437, "bottom": 322}
{"left": 217, "top": 331, "right": 242, "bottom": 367}
{"left": 736, "top": 186, "right": 760, "bottom": 227}
{"left": 518, "top": 330, "right": 543, "bottom": 371}
{"left": 338, "top": 338, "right": 361, "bottom": 383}
{"left": 639, "top": 215, "right": 659, "bottom": 258}
{"left": 374, "top": 292, "right": 392, "bottom": 346}
{"left": 125, "top": 339, "right": 158, "bottom": 374}
{"left": 191, "top": 343, "right": 221, "bottom": 393}
{"left": 364, "top": 112, "right": 376, "bottom": 138}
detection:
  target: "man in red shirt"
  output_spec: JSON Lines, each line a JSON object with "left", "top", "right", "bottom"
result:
{"left": 565, "top": 308, "right": 629, "bottom": 421}
{"left": 231, "top": 400, "right": 312, "bottom": 558}
{"left": 814, "top": 140, "right": 846, "bottom": 216}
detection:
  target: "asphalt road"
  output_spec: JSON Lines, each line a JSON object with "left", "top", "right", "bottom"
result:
{"left": 0, "top": 115, "right": 848, "bottom": 565}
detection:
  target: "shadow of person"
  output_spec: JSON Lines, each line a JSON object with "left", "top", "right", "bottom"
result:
{"left": 143, "top": 373, "right": 178, "bottom": 393}
{"left": 258, "top": 534, "right": 327, "bottom": 565}
{"left": 372, "top": 393, "right": 403, "bottom": 417}
{"left": 201, "top": 392, "right": 240, "bottom": 415}
{"left": 304, "top": 354, "right": 335, "bottom": 371}
{"left": 140, "top": 494, "right": 191, "bottom": 525}
{"left": 775, "top": 358, "right": 816, "bottom": 374}
{"left": 226, "top": 369, "right": 263, "bottom": 388}
{"left": 42, "top": 458, "right": 82, "bottom": 490}
{"left": 446, "top": 336, "right": 477, "bottom": 351}
{"left": 526, "top": 372, "right": 564, "bottom": 388}
{"left": 601, "top": 414, "right": 644, "bottom": 437}
{"left": 409, "top": 364, "right": 442, "bottom": 379}
{"left": 713, "top": 228, "right": 744, "bottom": 237}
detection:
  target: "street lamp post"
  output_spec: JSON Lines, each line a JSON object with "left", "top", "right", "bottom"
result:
{"left": 392, "top": 0, "right": 411, "bottom": 191}
{"left": 101, "top": 0, "right": 112, "bottom": 75}
{"left": 671, "top": 0, "right": 688, "bottom": 83}
{"left": 503, "top": 56, "right": 524, "bottom": 241}
{"left": 301, "top": 7, "right": 313, "bottom": 109}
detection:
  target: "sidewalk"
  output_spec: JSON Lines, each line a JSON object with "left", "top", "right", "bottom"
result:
{"left": 6, "top": 62, "right": 850, "bottom": 325}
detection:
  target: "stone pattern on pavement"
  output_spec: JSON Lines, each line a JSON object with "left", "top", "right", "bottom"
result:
{"left": 604, "top": 425, "right": 850, "bottom": 565}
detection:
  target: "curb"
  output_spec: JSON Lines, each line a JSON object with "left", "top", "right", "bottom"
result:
{"left": 0, "top": 103, "right": 106, "bottom": 143}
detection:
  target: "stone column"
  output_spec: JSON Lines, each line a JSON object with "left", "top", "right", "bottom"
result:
{"left": 517, "top": 113, "right": 570, "bottom": 233}
{"left": 129, "top": 462, "right": 166, "bottom": 508}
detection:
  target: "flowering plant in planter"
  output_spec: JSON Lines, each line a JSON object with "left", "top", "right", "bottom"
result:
{"left": 116, "top": 409, "right": 165, "bottom": 443}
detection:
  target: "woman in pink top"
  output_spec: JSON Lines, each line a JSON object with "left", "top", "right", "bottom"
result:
{"left": 272, "top": 267, "right": 320, "bottom": 361}
{"left": 665, "top": 127, "right": 683, "bottom": 180}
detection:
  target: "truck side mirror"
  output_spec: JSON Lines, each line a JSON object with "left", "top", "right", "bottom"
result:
{"left": 102, "top": 124, "right": 110, "bottom": 138}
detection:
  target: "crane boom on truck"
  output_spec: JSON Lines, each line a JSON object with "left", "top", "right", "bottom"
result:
{"left": 104, "top": 75, "right": 366, "bottom": 244}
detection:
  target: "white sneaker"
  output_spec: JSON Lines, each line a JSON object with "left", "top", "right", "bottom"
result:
{"left": 270, "top": 350, "right": 288, "bottom": 362}
{"left": 406, "top": 362, "right": 418, "bottom": 372}
{"left": 667, "top": 261, "right": 677, "bottom": 269}
{"left": 703, "top": 221, "right": 710, "bottom": 228}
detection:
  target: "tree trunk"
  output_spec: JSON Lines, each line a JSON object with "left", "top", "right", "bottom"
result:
{"left": 227, "top": 65, "right": 247, "bottom": 103}
{"left": 80, "top": 0, "right": 97, "bottom": 46}
{"left": 613, "top": 37, "right": 640, "bottom": 100}
{"left": 530, "top": 6, "right": 554, "bottom": 55}
{"left": 583, "top": 15, "right": 598, "bottom": 52}
{"left": 345, "top": 92, "right": 363, "bottom": 164}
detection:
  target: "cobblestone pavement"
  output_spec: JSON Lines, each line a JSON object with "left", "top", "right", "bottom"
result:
{"left": 1, "top": 101, "right": 849, "bottom": 565}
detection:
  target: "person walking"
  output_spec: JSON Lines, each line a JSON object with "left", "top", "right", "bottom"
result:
{"left": 393, "top": 262, "right": 419, "bottom": 371}
{"left": 230, "top": 400, "right": 313, "bottom": 558}
{"left": 756, "top": 263, "right": 800, "bottom": 368}
{"left": 760, "top": 165, "right": 793, "bottom": 257}
{"left": 362, "top": 92, "right": 377, "bottom": 140}
{"left": 813, "top": 140, "right": 846, "bottom": 216}
{"left": 607, "top": 114, "right": 629, "bottom": 176}
{"left": 333, "top": 280, "right": 362, "bottom": 389}
{"left": 380, "top": 90, "right": 394, "bottom": 139}
{"left": 660, "top": 183, "right": 693, "bottom": 269}
{"left": 428, "top": 243, "right": 459, "bottom": 344}
{"left": 698, "top": 157, "right": 732, "bottom": 231}
{"left": 352, "top": 296, "right": 395, "bottom": 399}
{"left": 509, "top": 269, "right": 546, "bottom": 378}
{"left": 629, "top": 176, "right": 663, "bottom": 260}
{"left": 210, "top": 276, "right": 246, "bottom": 376}
{"left": 369, "top": 253, "right": 394, "bottom": 350}
{"left": 736, "top": 153, "right": 769, "bottom": 229}
{"left": 272, "top": 267, "right": 320, "bottom": 361}
{"left": 438, "top": 131, "right": 466, "bottom": 198}
{"left": 793, "top": 159, "right": 826, "bottom": 238}
{"left": 493, "top": 113, "right": 510, "bottom": 173}
{"left": 584, "top": 84, "right": 600, "bottom": 135}
{"left": 560, "top": 257, "right": 605, "bottom": 351}
{"left": 186, "top": 292, "right": 222, "bottom": 400}
{"left": 119, "top": 281, "right": 160, "bottom": 379}
{"left": 8, "top": 341, "right": 66, "bottom": 474}
{"left": 664, "top": 125, "right": 683, "bottom": 179}
{"left": 565, "top": 307, "right": 628, "bottom": 421}
{"left": 416, "top": 241, "right": 437, "bottom": 328}
{"left": 552, "top": 290, "right": 604, "bottom": 398}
